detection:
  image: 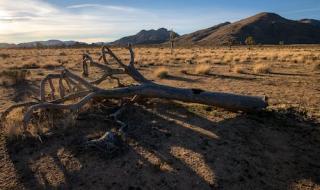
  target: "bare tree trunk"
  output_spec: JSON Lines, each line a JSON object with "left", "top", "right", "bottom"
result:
{"left": 1, "top": 45, "right": 268, "bottom": 129}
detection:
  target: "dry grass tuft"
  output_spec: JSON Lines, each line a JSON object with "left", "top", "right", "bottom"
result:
{"left": 154, "top": 67, "right": 169, "bottom": 78}
{"left": 21, "top": 63, "right": 40, "bottom": 69}
{"left": 180, "top": 69, "right": 188, "bottom": 74}
{"left": 233, "top": 57, "right": 241, "bottom": 63}
{"left": 2, "top": 109, "right": 25, "bottom": 139}
{"left": 41, "top": 63, "right": 62, "bottom": 69}
{"left": 313, "top": 63, "right": 320, "bottom": 71}
{"left": 195, "top": 64, "right": 211, "bottom": 75}
{"left": 59, "top": 52, "right": 67, "bottom": 56}
{"left": 185, "top": 59, "right": 195, "bottom": 65}
{"left": 230, "top": 65, "right": 246, "bottom": 74}
{"left": 253, "top": 63, "right": 271, "bottom": 74}
{"left": 0, "top": 53, "right": 10, "bottom": 59}
{"left": 3, "top": 108, "right": 79, "bottom": 140}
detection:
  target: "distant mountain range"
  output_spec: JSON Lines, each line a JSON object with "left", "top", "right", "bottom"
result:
{"left": 0, "top": 28, "right": 178, "bottom": 48}
{"left": 0, "top": 43, "right": 16, "bottom": 48}
{"left": 299, "top": 19, "right": 320, "bottom": 27}
{"left": 17, "top": 40, "right": 88, "bottom": 48}
{"left": 0, "top": 40, "right": 89, "bottom": 48}
{"left": 1, "top": 12, "right": 320, "bottom": 48}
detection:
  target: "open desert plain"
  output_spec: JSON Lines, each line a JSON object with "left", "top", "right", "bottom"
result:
{"left": 0, "top": 45, "right": 319, "bottom": 189}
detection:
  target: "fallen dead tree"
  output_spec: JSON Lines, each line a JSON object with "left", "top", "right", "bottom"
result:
{"left": 1, "top": 45, "right": 267, "bottom": 152}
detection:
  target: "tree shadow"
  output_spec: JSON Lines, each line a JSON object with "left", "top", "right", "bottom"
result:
{"left": 186, "top": 72, "right": 258, "bottom": 81}
{"left": 2, "top": 80, "right": 39, "bottom": 102}
{"left": 244, "top": 71, "right": 311, "bottom": 77}
{"left": 269, "top": 72, "right": 310, "bottom": 77}
{"left": 165, "top": 75, "right": 200, "bottom": 83}
{"left": 5, "top": 99, "right": 320, "bottom": 189}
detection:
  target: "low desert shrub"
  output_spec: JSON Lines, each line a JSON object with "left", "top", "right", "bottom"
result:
{"left": 233, "top": 57, "right": 240, "bottom": 62}
{"left": 240, "top": 56, "right": 251, "bottom": 63}
{"left": 195, "top": 64, "right": 211, "bottom": 75}
{"left": 2, "top": 109, "right": 24, "bottom": 139}
{"left": 223, "top": 57, "right": 233, "bottom": 64}
{"left": 56, "top": 59, "right": 68, "bottom": 65}
{"left": 180, "top": 69, "right": 188, "bottom": 74}
{"left": 21, "top": 63, "right": 40, "bottom": 69}
{"left": 260, "top": 56, "right": 268, "bottom": 60}
{"left": 230, "top": 65, "right": 246, "bottom": 74}
{"left": 313, "top": 63, "right": 320, "bottom": 71}
{"left": 3, "top": 109, "right": 78, "bottom": 140}
{"left": 59, "top": 52, "right": 67, "bottom": 56}
{"left": 271, "top": 55, "right": 278, "bottom": 61}
{"left": 0, "top": 53, "right": 10, "bottom": 59}
{"left": 198, "top": 58, "right": 211, "bottom": 64}
{"left": 185, "top": 59, "right": 195, "bottom": 65}
{"left": 154, "top": 67, "right": 169, "bottom": 78}
{"left": 253, "top": 63, "right": 271, "bottom": 74}
{"left": 41, "top": 63, "right": 62, "bottom": 69}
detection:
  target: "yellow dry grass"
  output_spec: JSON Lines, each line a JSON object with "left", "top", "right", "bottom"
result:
{"left": 0, "top": 45, "right": 320, "bottom": 190}
{"left": 253, "top": 63, "right": 271, "bottom": 74}
{"left": 230, "top": 64, "right": 246, "bottom": 74}
{"left": 195, "top": 64, "right": 211, "bottom": 75}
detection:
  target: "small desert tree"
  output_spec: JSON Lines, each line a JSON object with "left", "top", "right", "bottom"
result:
{"left": 227, "top": 38, "right": 236, "bottom": 50}
{"left": 245, "top": 36, "right": 255, "bottom": 50}
{"left": 169, "top": 30, "right": 177, "bottom": 55}
{"left": 245, "top": 36, "right": 255, "bottom": 46}
{"left": 35, "top": 42, "right": 43, "bottom": 48}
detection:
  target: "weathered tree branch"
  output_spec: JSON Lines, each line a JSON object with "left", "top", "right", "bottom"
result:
{"left": 1, "top": 45, "right": 268, "bottom": 131}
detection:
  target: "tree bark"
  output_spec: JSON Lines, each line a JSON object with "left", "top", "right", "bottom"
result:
{"left": 1, "top": 45, "right": 268, "bottom": 128}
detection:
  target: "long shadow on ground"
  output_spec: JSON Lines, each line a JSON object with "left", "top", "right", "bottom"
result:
{"left": 2, "top": 80, "right": 39, "bottom": 102}
{"left": 186, "top": 72, "right": 258, "bottom": 81}
{"left": 5, "top": 99, "right": 320, "bottom": 190}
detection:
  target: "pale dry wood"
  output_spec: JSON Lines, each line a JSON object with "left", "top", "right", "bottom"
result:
{"left": 1, "top": 44, "right": 268, "bottom": 129}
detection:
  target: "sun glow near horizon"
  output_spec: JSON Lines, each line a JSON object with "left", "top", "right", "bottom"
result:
{"left": 0, "top": 0, "right": 319, "bottom": 43}
{"left": 0, "top": 0, "right": 256, "bottom": 43}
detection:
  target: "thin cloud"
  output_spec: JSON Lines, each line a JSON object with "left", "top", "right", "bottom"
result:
{"left": 0, "top": 18, "right": 31, "bottom": 22}
{"left": 67, "top": 3, "right": 140, "bottom": 12}
{"left": 0, "top": 0, "right": 251, "bottom": 43}
{"left": 0, "top": 0, "right": 148, "bottom": 43}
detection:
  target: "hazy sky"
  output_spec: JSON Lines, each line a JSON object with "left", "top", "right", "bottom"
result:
{"left": 1, "top": 0, "right": 319, "bottom": 43}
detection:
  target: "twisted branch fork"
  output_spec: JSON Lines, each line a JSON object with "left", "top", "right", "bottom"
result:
{"left": 1, "top": 44, "right": 268, "bottom": 134}
{"left": 1, "top": 45, "right": 135, "bottom": 127}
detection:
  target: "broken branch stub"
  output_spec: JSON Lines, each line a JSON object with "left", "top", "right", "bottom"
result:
{"left": 1, "top": 45, "right": 268, "bottom": 129}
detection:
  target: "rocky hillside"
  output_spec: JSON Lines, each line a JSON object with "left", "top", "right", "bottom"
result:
{"left": 174, "top": 22, "right": 231, "bottom": 45}
{"left": 110, "top": 28, "right": 179, "bottom": 45}
{"left": 299, "top": 19, "right": 320, "bottom": 27}
{"left": 175, "top": 12, "right": 320, "bottom": 45}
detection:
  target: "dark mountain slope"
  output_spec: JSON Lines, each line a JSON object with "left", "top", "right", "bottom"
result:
{"left": 110, "top": 28, "right": 179, "bottom": 45}
{"left": 175, "top": 12, "right": 320, "bottom": 45}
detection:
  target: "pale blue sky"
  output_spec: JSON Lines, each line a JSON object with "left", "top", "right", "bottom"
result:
{"left": 1, "top": 0, "right": 319, "bottom": 43}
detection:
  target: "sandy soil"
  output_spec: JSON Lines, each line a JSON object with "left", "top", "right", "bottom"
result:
{"left": 0, "top": 46, "right": 320, "bottom": 190}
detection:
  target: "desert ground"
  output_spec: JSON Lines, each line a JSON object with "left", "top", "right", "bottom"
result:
{"left": 0, "top": 45, "right": 320, "bottom": 189}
